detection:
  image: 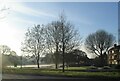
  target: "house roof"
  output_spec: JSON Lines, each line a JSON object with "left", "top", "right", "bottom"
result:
{"left": 108, "top": 44, "right": 120, "bottom": 51}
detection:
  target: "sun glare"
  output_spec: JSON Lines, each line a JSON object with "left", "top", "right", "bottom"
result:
{"left": 0, "top": 1, "right": 27, "bottom": 56}
{"left": 0, "top": 20, "right": 24, "bottom": 56}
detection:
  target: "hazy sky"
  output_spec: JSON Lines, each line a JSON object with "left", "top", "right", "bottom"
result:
{"left": 0, "top": 2, "right": 118, "bottom": 58}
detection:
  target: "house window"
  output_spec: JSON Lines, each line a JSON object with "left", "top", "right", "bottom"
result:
{"left": 112, "top": 50, "right": 114, "bottom": 53}
{"left": 112, "top": 56, "right": 114, "bottom": 59}
{"left": 109, "top": 51, "right": 111, "bottom": 54}
{"left": 109, "top": 61, "right": 112, "bottom": 64}
{"left": 114, "top": 60, "right": 118, "bottom": 64}
{"left": 112, "top": 61, "right": 115, "bottom": 64}
{"left": 115, "top": 61, "right": 118, "bottom": 64}
{"left": 114, "top": 55, "right": 117, "bottom": 59}
{"left": 109, "top": 56, "right": 111, "bottom": 59}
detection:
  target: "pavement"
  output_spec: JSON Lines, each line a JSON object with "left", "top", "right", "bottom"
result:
{"left": 1, "top": 74, "right": 120, "bottom": 81}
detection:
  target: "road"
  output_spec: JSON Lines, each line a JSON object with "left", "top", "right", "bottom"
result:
{"left": 2, "top": 74, "right": 80, "bottom": 79}
{"left": 2, "top": 74, "right": 120, "bottom": 81}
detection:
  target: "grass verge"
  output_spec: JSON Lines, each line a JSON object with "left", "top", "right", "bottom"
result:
{"left": 2, "top": 68, "right": 120, "bottom": 79}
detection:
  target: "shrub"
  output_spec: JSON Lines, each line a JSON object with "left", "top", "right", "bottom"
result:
{"left": 115, "top": 65, "right": 120, "bottom": 69}
{"left": 89, "top": 66, "right": 97, "bottom": 69}
{"left": 103, "top": 66, "right": 111, "bottom": 69}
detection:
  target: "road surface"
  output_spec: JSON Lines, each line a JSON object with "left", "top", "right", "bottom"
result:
{"left": 2, "top": 74, "right": 120, "bottom": 81}
{"left": 2, "top": 74, "right": 80, "bottom": 79}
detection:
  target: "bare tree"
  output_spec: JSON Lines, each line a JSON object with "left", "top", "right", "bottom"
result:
{"left": 85, "top": 30, "right": 115, "bottom": 66}
{"left": 45, "top": 21, "right": 62, "bottom": 69}
{"left": 45, "top": 13, "right": 81, "bottom": 71}
{"left": 0, "top": 45, "right": 11, "bottom": 67}
{"left": 0, "top": 6, "right": 9, "bottom": 19}
{"left": 59, "top": 13, "right": 81, "bottom": 72}
{"left": 0, "top": 45, "right": 19, "bottom": 67}
{"left": 0, "top": 45, "right": 11, "bottom": 55}
{"left": 21, "top": 25, "right": 45, "bottom": 68}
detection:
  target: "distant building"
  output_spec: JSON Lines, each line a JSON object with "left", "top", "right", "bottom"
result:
{"left": 108, "top": 44, "right": 120, "bottom": 65}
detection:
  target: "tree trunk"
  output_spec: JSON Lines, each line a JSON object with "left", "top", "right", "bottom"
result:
{"left": 62, "top": 43, "right": 65, "bottom": 72}
{"left": 55, "top": 43, "right": 59, "bottom": 69}
{"left": 62, "top": 23, "right": 65, "bottom": 72}
{"left": 55, "top": 53, "right": 58, "bottom": 69}
{"left": 100, "top": 49, "right": 103, "bottom": 67}
{"left": 37, "top": 52, "right": 40, "bottom": 68}
{"left": 37, "top": 60, "right": 40, "bottom": 68}
{"left": 21, "top": 56, "right": 22, "bottom": 69}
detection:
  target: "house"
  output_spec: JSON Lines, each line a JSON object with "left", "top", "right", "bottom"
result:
{"left": 108, "top": 44, "right": 120, "bottom": 65}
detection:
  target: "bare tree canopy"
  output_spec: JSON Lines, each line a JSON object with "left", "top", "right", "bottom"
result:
{"left": 21, "top": 25, "right": 45, "bottom": 68}
{"left": 45, "top": 13, "right": 81, "bottom": 71}
{"left": 45, "top": 13, "right": 81, "bottom": 53}
{"left": 0, "top": 45, "right": 19, "bottom": 67}
{"left": 0, "top": 6, "right": 9, "bottom": 19}
{"left": 0, "top": 45, "right": 11, "bottom": 55}
{"left": 58, "top": 13, "right": 82, "bottom": 72}
{"left": 59, "top": 14, "right": 81, "bottom": 52}
{"left": 21, "top": 13, "right": 81, "bottom": 70}
{"left": 85, "top": 30, "right": 115, "bottom": 56}
{"left": 45, "top": 20, "right": 62, "bottom": 69}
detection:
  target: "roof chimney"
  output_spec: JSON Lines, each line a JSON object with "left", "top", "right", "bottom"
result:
{"left": 114, "top": 44, "right": 117, "bottom": 47}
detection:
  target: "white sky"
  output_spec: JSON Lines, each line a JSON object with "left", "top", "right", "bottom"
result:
{"left": 0, "top": 2, "right": 26, "bottom": 56}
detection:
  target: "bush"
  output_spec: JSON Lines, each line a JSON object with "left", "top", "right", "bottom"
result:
{"left": 88, "top": 66, "right": 97, "bottom": 69}
{"left": 103, "top": 66, "right": 111, "bottom": 69}
{"left": 115, "top": 65, "right": 120, "bottom": 69}
{"left": 14, "top": 63, "right": 17, "bottom": 67}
